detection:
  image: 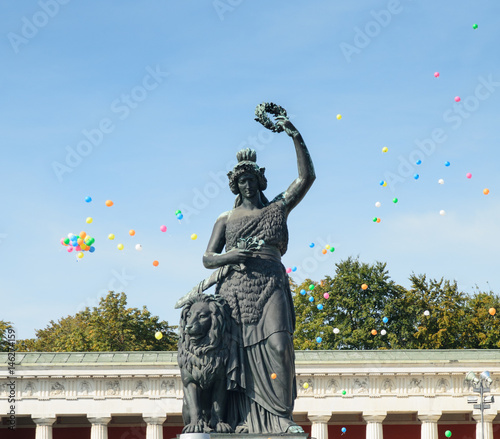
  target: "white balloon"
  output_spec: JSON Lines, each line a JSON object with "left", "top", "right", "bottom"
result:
{"left": 333, "top": 327, "right": 340, "bottom": 334}
{"left": 424, "top": 310, "right": 430, "bottom": 316}
{"left": 438, "top": 179, "right": 444, "bottom": 184}
{"left": 135, "top": 244, "right": 143, "bottom": 251}
{"left": 381, "top": 329, "right": 387, "bottom": 336}
{"left": 439, "top": 210, "right": 446, "bottom": 216}
{"left": 375, "top": 201, "right": 381, "bottom": 208}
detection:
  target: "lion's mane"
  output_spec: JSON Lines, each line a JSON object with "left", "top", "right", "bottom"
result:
{"left": 178, "top": 294, "right": 231, "bottom": 390}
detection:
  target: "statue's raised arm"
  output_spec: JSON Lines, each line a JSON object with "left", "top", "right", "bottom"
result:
{"left": 274, "top": 115, "right": 316, "bottom": 215}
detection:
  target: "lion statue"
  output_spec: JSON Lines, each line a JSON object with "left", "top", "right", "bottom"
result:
{"left": 178, "top": 293, "right": 233, "bottom": 433}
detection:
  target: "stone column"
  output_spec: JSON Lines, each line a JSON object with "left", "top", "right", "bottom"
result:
{"left": 363, "top": 412, "right": 386, "bottom": 439}
{"left": 143, "top": 415, "right": 167, "bottom": 439}
{"left": 88, "top": 416, "right": 112, "bottom": 439}
{"left": 418, "top": 413, "right": 441, "bottom": 439}
{"left": 472, "top": 412, "right": 496, "bottom": 439}
{"left": 308, "top": 413, "right": 332, "bottom": 439}
{"left": 32, "top": 416, "right": 56, "bottom": 439}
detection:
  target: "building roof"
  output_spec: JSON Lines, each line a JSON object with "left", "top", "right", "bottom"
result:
{"left": 1, "top": 349, "right": 500, "bottom": 367}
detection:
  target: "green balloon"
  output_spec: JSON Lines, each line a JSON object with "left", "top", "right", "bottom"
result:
{"left": 175, "top": 209, "right": 182, "bottom": 215}
{"left": 330, "top": 247, "right": 335, "bottom": 252}
{"left": 309, "top": 284, "right": 315, "bottom": 290}
{"left": 63, "top": 238, "right": 70, "bottom": 245}
{"left": 393, "top": 198, "right": 398, "bottom": 203}
{"left": 342, "top": 390, "right": 346, "bottom": 395}
{"left": 373, "top": 217, "right": 378, "bottom": 222}
{"left": 472, "top": 23, "right": 478, "bottom": 29}
{"left": 445, "top": 430, "right": 452, "bottom": 438}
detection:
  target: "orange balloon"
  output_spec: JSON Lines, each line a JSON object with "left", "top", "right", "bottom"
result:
{"left": 484, "top": 188, "right": 490, "bottom": 195}
{"left": 153, "top": 260, "right": 159, "bottom": 267}
{"left": 361, "top": 284, "right": 368, "bottom": 290}
{"left": 489, "top": 308, "right": 496, "bottom": 316}
{"left": 79, "top": 231, "right": 86, "bottom": 239}
{"left": 105, "top": 200, "right": 114, "bottom": 207}
{"left": 77, "top": 238, "right": 84, "bottom": 245}
{"left": 271, "top": 373, "right": 277, "bottom": 380}
{"left": 322, "top": 249, "right": 327, "bottom": 254}
{"left": 376, "top": 218, "right": 381, "bottom": 223}
{"left": 129, "top": 230, "right": 136, "bottom": 236}
{"left": 371, "top": 329, "right": 377, "bottom": 336}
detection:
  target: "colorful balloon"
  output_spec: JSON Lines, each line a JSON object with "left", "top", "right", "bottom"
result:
{"left": 85, "top": 196, "right": 92, "bottom": 203}
{"left": 317, "top": 304, "right": 324, "bottom": 310}
{"left": 155, "top": 331, "right": 163, "bottom": 340}
{"left": 105, "top": 200, "right": 114, "bottom": 207}
{"left": 153, "top": 260, "right": 159, "bottom": 267}
{"left": 89, "top": 246, "right": 95, "bottom": 253}
{"left": 439, "top": 210, "right": 446, "bottom": 216}
{"left": 160, "top": 225, "right": 167, "bottom": 232}
{"left": 322, "top": 249, "right": 327, "bottom": 254}
{"left": 108, "top": 234, "right": 115, "bottom": 240}
{"left": 175, "top": 210, "right": 182, "bottom": 215}
{"left": 135, "top": 244, "right": 142, "bottom": 251}
{"left": 376, "top": 218, "right": 381, "bottom": 223}
{"left": 324, "top": 293, "right": 330, "bottom": 299}
{"left": 434, "top": 72, "right": 439, "bottom": 78}
{"left": 361, "top": 284, "right": 368, "bottom": 290}
{"left": 382, "top": 317, "right": 389, "bottom": 324}
{"left": 271, "top": 373, "right": 277, "bottom": 379}
{"left": 333, "top": 327, "right": 340, "bottom": 334}
{"left": 382, "top": 147, "right": 388, "bottom": 153}
{"left": 292, "top": 266, "right": 297, "bottom": 272}
{"left": 129, "top": 230, "right": 135, "bottom": 236}
{"left": 424, "top": 310, "right": 430, "bottom": 316}
{"left": 330, "top": 247, "right": 335, "bottom": 252}
{"left": 414, "top": 174, "right": 419, "bottom": 180}
{"left": 309, "top": 243, "right": 315, "bottom": 248}
{"left": 309, "top": 284, "right": 315, "bottom": 290}
{"left": 316, "top": 336, "right": 322, "bottom": 343}
{"left": 472, "top": 24, "right": 478, "bottom": 29}
{"left": 342, "top": 390, "right": 346, "bottom": 395}
{"left": 79, "top": 231, "right": 86, "bottom": 239}
{"left": 336, "top": 114, "right": 342, "bottom": 120}
{"left": 67, "top": 247, "right": 73, "bottom": 253}
{"left": 191, "top": 234, "right": 198, "bottom": 240}
{"left": 393, "top": 198, "right": 398, "bottom": 203}
{"left": 77, "top": 252, "right": 84, "bottom": 259}
{"left": 86, "top": 217, "right": 93, "bottom": 224}
{"left": 375, "top": 201, "right": 381, "bottom": 208}
{"left": 489, "top": 308, "right": 496, "bottom": 316}
{"left": 371, "top": 329, "right": 377, "bottom": 335}
{"left": 300, "top": 289, "right": 306, "bottom": 295}
{"left": 454, "top": 96, "right": 461, "bottom": 102}
{"left": 438, "top": 179, "right": 444, "bottom": 185}
{"left": 445, "top": 430, "right": 452, "bottom": 438}
{"left": 445, "top": 161, "right": 450, "bottom": 166}
{"left": 177, "top": 214, "right": 183, "bottom": 220}
{"left": 303, "top": 382, "right": 309, "bottom": 389}
{"left": 117, "top": 244, "right": 124, "bottom": 250}
{"left": 381, "top": 329, "right": 387, "bottom": 336}
{"left": 309, "top": 297, "right": 314, "bottom": 303}
{"left": 341, "top": 427, "right": 347, "bottom": 434}
{"left": 484, "top": 188, "right": 490, "bottom": 195}
{"left": 416, "top": 159, "right": 422, "bottom": 165}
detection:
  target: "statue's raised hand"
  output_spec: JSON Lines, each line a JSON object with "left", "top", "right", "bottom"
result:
{"left": 275, "top": 115, "right": 299, "bottom": 138}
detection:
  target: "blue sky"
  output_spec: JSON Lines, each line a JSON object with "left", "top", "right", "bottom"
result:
{"left": 1, "top": 1, "right": 500, "bottom": 340}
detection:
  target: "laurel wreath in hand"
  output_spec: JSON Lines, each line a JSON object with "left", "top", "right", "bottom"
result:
{"left": 254, "top": 102, "right": 287, "bottom": 133}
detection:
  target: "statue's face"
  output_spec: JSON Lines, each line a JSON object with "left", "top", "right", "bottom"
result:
{"left": 237, "top": 172, "right": 259, "bottom": 199}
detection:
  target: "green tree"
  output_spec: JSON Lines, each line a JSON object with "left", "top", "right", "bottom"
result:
{"left": 0, "top": 320, "right": 14, "bottom": 352}
{"left": 461, "top": 290, "right": 500, "bottom": 348}
{"left": 293, "top": 257, "right": 406, "bottom": 350}
{"left": 16, "top": 292, "right": 178, "bottom": 352}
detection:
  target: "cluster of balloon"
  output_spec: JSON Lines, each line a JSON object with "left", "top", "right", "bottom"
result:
{"left": 372, "top": 217, "right": 381, "bottom": 223}
{"left": 286, "top": 266, "right": 298, "bottom": 274}
{"left": 175, "top": 209, "right": 183, "bottom": 220}
{"left": 61, "top": 232, "right": 96, "bottom": 258}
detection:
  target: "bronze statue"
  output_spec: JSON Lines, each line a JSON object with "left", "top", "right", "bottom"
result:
{"left": 177, "top": 103, "right": 315, "bottom": 434}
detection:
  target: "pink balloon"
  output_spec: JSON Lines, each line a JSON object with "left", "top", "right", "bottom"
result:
{"left": 60, "top": 238, "right": 65, "bottom": 245}
{"left": 286, "top": 268, "right": 292, "bottom": 274}
{"left": 323, "top": 293, "right": 330, "bottom": 299}
{"left": 434, "top": 72, "right": 439, "bottom": 78}
{"left": 67, "top": 247, "right": 73, "bottom": 252}
{"left": 466, "top": 173, "right": 472, "bottom": 179}
{"left": 75, "top": 245, "right": 82, "bottom": 251}
{"left": 160, "top": 225, "right": 167, "bottom": 232}
{"left": 454, "top": 96, "right": 461, "bottom": 102}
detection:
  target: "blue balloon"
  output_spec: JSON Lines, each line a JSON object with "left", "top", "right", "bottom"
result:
{"left": 292, "top": 266, "right": 297, "bottom": 272}
{"left": 414, "top": 174, "right": 419, "bottom": 180}
{"left": 316, "top": 337, "right": 322, "bottom": 343}
{"left": 317, "top": 304, "right": 323, "bottom": 310}
{"left": 85, "top": 196, "right": 92, "bottom": 203}
{"left": 382, "top": 317, "right": 388, "bottom": 324}
{"left": 445, "top": 161, "right": 450, "bottom": 167}
{"left": 309, "top": 243, "right": 315, "bottom": 248}
{"left": 379, "top": 180, "right": 385, "bottom": 186}
{"left": 341, "top": 427, "right": 347, "bottom": 433}
{"left": 89, "top": 246, "right": 95, "bottom": 253}
{"left": 300, "top": 289, "right": 306, "bottom": 296}
{"left": 416, "top": 160, "right": 422, "bottom": 165}
{"left": 176, "top": 214, "right": 183, "bottom": 220}
{"left": 309, "top": 296, "right": 314, "bottom": 303}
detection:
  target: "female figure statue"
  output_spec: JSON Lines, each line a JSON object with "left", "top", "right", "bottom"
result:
{"left": 203, "top": 114, "right": 315, "bottom": 434}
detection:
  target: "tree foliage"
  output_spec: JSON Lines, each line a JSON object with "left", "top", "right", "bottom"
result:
{"left": 292, "top": 257, "right": 500, "bottom": 350}
{"left": 16, "top": 292, "right": 178, "bottom": 352}
{"left": 0, "top": 320, "right": 14, "bottom": 352}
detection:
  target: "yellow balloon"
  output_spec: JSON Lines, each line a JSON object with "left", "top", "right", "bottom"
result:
{"left": 303, "top": 382, "right": 309, "bottom": 389}
{"left": 86, "top": 217, "right": 93, "bottom": 224}
{"left": 191, "top": 234, "right": 198, "bottom": 240}
{"left": 117, "top": 244, "right": 124, "bottom": 250}
{"left": 382, "top": 147, "right": 388, "bottom": 153}
{"left": 108, "top": 234, "right": 115, "bottom": 240}
{"left": 155, "top": 331, "right": 163, "bottom": 340}
{"left": 325, "top": 244, "right": 331, "bottom": 250}
{"left": 336, "top": 114, "right": 342, "bottom": 120}
{"left": 382, "top": 181, "right": 387, "bottom": 187}
{"left": 77, "top": 252, "right": 84, "bottom": 259}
